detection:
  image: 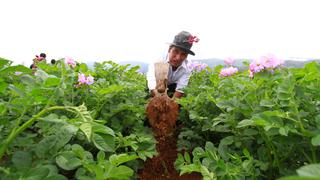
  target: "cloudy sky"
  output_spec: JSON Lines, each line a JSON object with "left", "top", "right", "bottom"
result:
{"left": 0, "top": 0, "right": 319, "bottom": 65}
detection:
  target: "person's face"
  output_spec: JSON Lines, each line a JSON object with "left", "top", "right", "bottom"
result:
{"left": 168, "top": 46, "right": 188, "bottom": 68}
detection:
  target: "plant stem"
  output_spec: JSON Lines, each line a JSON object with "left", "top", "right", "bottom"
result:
{"left": 310, "top": 144, "right": 317, "bottom": 163}
{"left": 0, "top": 106, "right": 72, "bottom": 160}
{"left": 301, "top": 149, "right": 313, "bottom": 164}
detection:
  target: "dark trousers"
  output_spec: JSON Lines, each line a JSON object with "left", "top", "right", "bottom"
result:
{"left": 167, "top": 83, "right": 177, "bottom": 98}
{"left": 145, "top": 83, "right": 177, "bottom": 99}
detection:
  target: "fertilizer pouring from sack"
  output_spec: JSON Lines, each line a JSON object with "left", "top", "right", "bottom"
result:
{"left": 146, "top": 62, "right": 179, "bottom": 137}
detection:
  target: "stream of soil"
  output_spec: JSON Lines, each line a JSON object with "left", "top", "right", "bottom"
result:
{"left": 139, "top": 95, "right": 202, "bottom": 180}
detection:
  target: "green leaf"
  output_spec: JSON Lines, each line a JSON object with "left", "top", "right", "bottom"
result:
{"left": 78, "top": 63, "right": 88, "bottom": 72}
{"left": 43, "top": 175, "right": 68, "bottom": 180}
{"left": 92, "top": 122, "right": 115, "bottom": 136}
{"left": 56, "top": 87, "right": 65, "bottom": 97}
{"left": 41, "top": 164, "right": 60, "bottom": 177}
{"left": 12, "top": 151, "right": 32, "bottom": 170}
{"left": 79, "top": 122, "right": 92, "bottom": 142}
{"left": 137, "top": 152, "right": 147, "bottom": 161}
{"left": 237, "top": 119, "right": 254, "bottom": 128}
{"left": 262, "top": 110, "right": 282, "bottom": 117}
{"left": 71, "top": 144, "right": 85, "bottom": 158}
{"left": 174, "top": 153, "right": 186, "bottom": 169}
{"left": 8, "top": 84, "right": 25, "bottom": 97}
{"left": 277, "top": 176, "right": 320, "bottom": 180}
{"left": 56, "top": 151, "right": 82, "bottom": 170}
{"left": 200, "top": 165, "right": 215, "bottom": 179}
{"left": 315, "top": 115, "right": 320, "bottom": 129}
{"left": 92, "top": 133, "right": 115, "bottom": 152}
{"left": 20, "top": 74, "right": 36, "bottom": 85}
{"left": 23, "top": 166, "right": 50, "bottom": 180}
{"left": 253, "top": 118, "right": 268, "bottom": 126}
{"left": 0, "top": 65, "right": 32, "bottom": 75}
{"left": 243, "top": 129, "right": 258, "bottom": 136}
{"left": 74, "top": 104, "right": 94, "bottom": 122}
{"left": 180, "top": 164, "right": 201, "bottom": 175}
{"left": 278, "top": 92, "right": 291, "bottom": 101}
{"left": 260, "top": 100, "right": 275, "bottom": 107}
{"left": 44, "top": 77, "right": 61, "bottom": 87}
{"left": 220, "top": 136, "right": 234, "bottom": 145}
{"left": 311, "top": 135, "right": 320, "bottom": 146}
{"left": 242, "top": 148, "right": 251, "bottom": 157}
{"left": 35, "top": 124, "right": 77, "bottom": 158}
{"left": 279, "top": 127, "right": 288, "bottom": 136}
{"left": 192, "top": 147, "right": 205, "bottom": 160}
{"left": 242, "top": 159, "right": 252, "bottom": 170}
{"left": 35, "top": 70, "right": 49, "bottom": 80}
{"left": 0, "top": 81, "right": 8, "bottom": 93}
{"left": 97, "top": 151, "right": 105, "bottom": 163}
{"left": 0, "top": 57, "right": 11, "bottom": 69}
{"left": 297, "top": 163, "right": 320, "bottom": 177}
{"left": 107, "top": 165, "right": 134, "bottom": 179}
{"left": 205, "top": 142, "right": 218, "bottom": 160}
{"left": 0, "top": 102, "right": 6, "bottom": 115}
{"left": 75, "top": 168, "right": 93, "bottom": 180}
{"left": 35, "top": 136, "right": 56, "bottom": 158}
{"left": 109, "top": 153, "right": 138, "bottom": 166}
{"left": 184, "top": 151, "right": 191, "bottom": 164}
{"left": 98, "top": 84, "right": 124, "bottom": 95}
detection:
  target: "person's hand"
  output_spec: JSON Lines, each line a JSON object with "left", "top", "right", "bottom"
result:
{"left": 173, "top": 91, "right": 184, "bottom": 99}
{"left": 151, "top": 89, "right": 159, "bottom": 97}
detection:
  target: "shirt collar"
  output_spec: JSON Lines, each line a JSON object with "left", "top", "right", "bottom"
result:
{"left": 165, "top": 55, "right": 189, "bottom": 71}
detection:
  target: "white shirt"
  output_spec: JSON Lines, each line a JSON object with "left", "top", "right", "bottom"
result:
{"left": 146, "top": 55, "right": 192, "bottom": 93}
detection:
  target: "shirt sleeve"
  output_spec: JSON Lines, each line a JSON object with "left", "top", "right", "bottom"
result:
{"left": 175, "top": 69, "right": 192, "bottom": 93}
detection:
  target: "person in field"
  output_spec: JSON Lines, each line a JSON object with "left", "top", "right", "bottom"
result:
{"left": 30, "top": 53, "right": 47, "bottom": 69}
{"left": 147, "top": 31, "right": 199, "bottom": 99}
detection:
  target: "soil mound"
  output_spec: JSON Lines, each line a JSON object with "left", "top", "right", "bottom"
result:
{"left": 141, "top": 94, "right": 202, "bottom": 179}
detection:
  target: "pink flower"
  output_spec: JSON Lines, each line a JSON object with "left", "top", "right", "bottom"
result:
{"left": 224, "top": 57, "right": 235, "bottom": 66}
{"left": 15, "top": 71, "right": 22, "bottom": 76}
{"left": 249, "top": 70, "right": 254, "bottom": 78}
{"left": 248, "top": 54, "right": 284, "bottom": 78}
{"left": 66, "top": 57, "right": 76, "bottom": 68}
{"left": 188, "top": 61, "right": 208, "bottom": 72}
{"left": 219, "top": 67, "right": 238, "bottom": 77}
{"left": 260, "top": 54, "right": 283, "bottom": 69}
{"left": 86, "top": 75, "right": 94, "bottom": 85}
{"left": 188, "top": 35, "right": 199, "bottom": 44}
{"left": 78, "top": 73, "right": 87, "bottom": 84}
{"left": 77, "top": 73, "right": 94, "bottom": 86}
{"left": 249, "top": 59, "right": 265, "bottom": 73}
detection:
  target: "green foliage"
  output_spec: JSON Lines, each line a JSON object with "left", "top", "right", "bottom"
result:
{"left": 0, "top": 60, "right": 156, "bottom": 179}
{"left": 2, "top": 57, "right": 319, "bottom": 179}
{"left": 277, "top": 163, "right": 320, "bottom": 180}
{"left": 176, "top": 62, "right": 320, "bottom": 179}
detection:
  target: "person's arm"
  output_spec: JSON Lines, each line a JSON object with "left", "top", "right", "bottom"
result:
{"left": 174, "top": 69, "right": 191, "bottom": 98}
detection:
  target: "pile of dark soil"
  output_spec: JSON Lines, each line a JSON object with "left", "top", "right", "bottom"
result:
{"left": 140, "top": 95, "right": 202, "bottom": 179}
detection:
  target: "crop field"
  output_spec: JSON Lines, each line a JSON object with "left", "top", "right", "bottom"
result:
{"left": 0, "top": 56, "right": 319, "bottom": 180}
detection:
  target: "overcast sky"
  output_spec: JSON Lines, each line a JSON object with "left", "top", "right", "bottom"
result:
{"left": 0, "top": 0, "right": 319, "bottom": 65}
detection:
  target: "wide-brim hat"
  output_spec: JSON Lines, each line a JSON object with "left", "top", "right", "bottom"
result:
{"left": 169, "top": 31, "right": 198, "bottom": 56}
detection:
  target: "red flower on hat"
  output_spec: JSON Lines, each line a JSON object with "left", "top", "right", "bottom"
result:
{"left": 188, "top": 35, "right": 199, "bottom": 44}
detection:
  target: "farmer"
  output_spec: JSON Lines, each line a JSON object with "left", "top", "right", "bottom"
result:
{"left": 147, "top": 31, "right": 199, "bottom": 99}
{"left": 30, "top": 53, "right": 47, "bottom": 69}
